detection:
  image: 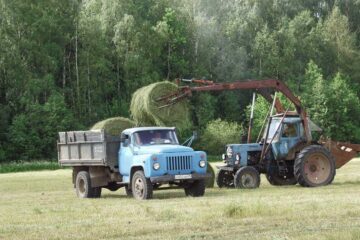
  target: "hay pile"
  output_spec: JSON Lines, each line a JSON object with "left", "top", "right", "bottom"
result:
{"left": 130, "top": 81, "right": 190, "bottom": 130}
{"left": 91, "top": 117, "right": 135, "bottom": 136}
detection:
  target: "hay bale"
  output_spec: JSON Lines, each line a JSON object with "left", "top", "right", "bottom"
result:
{"left": 130, "top": 81, "right": 190, "bottom": 130}
{"left": 205, "top": 163, "right": 216, "bottom": 188}
{"left": 91, "top": 117, "right": 135, "bottom": 136}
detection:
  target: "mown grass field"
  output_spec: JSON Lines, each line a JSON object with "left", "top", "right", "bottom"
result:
{"left": 1, "top": 159, "right": 360, "bottom": 240}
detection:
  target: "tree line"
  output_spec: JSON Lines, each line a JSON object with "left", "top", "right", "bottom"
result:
{"left": 0, "top": 0, "right": 359, "bottom": 160}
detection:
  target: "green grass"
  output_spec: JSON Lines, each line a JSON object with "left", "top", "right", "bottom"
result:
{"left": 0, "top": 159, "right": 360, "bottom": 239}
{"left": 0, "top": 161, "right": 61, "bottom": 173}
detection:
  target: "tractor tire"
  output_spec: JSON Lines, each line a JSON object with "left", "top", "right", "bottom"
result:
{"left": 131, "top": 170, "right": 153, "bottom": 200}
{"left": 184, "top": 180, "right": 206, "bottom": 197}
{"left": 124, "top": 185, "right": 133, "bottom": 197}
{"left": 266, "top": 164, "right": 297, "bottom": 186}
{"left": 266, "top": 173, "right": 297, "bottom": 186}
{"left": 75, "top": 171, "right": 102, "bottom": 198}
{"left": 216, "top": 169, "right": 234, "bottom": 188}
{"left": 294, "top": 145, "right": 336, "bottom": 187}
{"left": 234, "top": 166, "right": 260, "bottom": 189}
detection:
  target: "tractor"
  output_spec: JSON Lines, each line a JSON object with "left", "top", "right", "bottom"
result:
{"left": 157, "top": 78, "right": 360, "bottom": 188}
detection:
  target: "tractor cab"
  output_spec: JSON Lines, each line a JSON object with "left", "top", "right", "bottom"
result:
{"left": 266, "top": 116, "right": 305, "bottom": 160}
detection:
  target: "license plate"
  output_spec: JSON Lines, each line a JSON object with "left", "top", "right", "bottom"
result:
{"left": 175, "top": 174, "right": 192, "bottom": 180}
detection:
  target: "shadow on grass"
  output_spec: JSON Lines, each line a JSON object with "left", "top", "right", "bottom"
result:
{"left": 101, "top": 187, "right": 229, "bottom": 200}
{"left": 332, "top": 180, "right": 360, "bottom": 186}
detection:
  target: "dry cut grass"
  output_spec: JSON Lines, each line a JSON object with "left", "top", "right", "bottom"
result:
{"left": 1, "top": 159, "right": 360, "bottom": 240}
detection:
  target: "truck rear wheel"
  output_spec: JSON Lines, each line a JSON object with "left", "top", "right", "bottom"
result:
{"left": 131, "top": 170, "right": 153, "bottom": 200}
{"left": 75, "top": 171, "right": 102, "bottom": 198}
{"left": 234, "top": 166, "right": 260, "bottom": 189}
{"left": 184, "top": 180, "right": 205, "bottom": 197}
{"left": 216, "top": 169, "right": 234, "bottom": 188}
{"left": 294, "top": 145, "right": 336, "bottom": 187}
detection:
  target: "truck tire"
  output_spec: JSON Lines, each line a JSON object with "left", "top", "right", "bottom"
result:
{"left": 124, "top": 185, "right": 132, "bottom": 197}
{"left": 294, "top": 145, "right": 336, "bottom": 187}
{"left": 234, "top": 166, "right": 260, "bottom": 189}
{"left": 131, "top": 170, "right": 153, "bottom": 200}
{"left": 216, "top": 169, "right": 234, "bottom": 188}
{"left": 205, "top": 163, "right": 215, "bottom": 188}
{"left": 75, "top": 171, "right": 102, "bottom": 198}
{"left": 92, "top": 187, "right": 102, "bottom": 198}
{"left": 184, "top": 180, "right": 206, "bottom": 197}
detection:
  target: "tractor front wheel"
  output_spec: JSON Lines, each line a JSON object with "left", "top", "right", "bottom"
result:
{"left": 294, "top": 145, "right": 335, "bottom": 187}
{"left": 216, "top": 169, "right": 234, "bottom": 188}
{"left": 234, "top": 166, "right": 260, "bottom": 189}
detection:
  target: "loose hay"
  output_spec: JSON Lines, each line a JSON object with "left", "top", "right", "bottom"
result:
{"left": 91, "top": 117, "right": 135, "bottom": 136}
{"left": 130, "top": 81, "right": 190, "bottom": 130}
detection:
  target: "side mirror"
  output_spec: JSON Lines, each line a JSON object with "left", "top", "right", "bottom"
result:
{"left": 123, "top": 139, "right": 130, "bottom": 147}
{"left": 120, "top": 134, "right": 130, "bottom": 147}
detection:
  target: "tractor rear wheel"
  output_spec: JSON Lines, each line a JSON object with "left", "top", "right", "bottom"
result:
{"left": 216, "top": 169, "right": 234, "bottom": 188}
{"left": 234, "top": 166, "right": 260, "bottom": 189}
{"left": 294, "top": 145, "right": 335, "bottom": 187}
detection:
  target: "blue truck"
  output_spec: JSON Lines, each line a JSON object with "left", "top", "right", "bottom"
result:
{"left": 58, "top": 127, "right": 210, "bottom": 200}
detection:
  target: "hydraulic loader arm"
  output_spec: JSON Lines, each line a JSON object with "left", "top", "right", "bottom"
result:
{"left": 157, "top": 78, "right": 311, "bottom": 142}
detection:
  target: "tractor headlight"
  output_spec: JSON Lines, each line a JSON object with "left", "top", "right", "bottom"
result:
{"left": 222, "top": 154, "right": 226, "bottom": 160}
{"left": 226, "top": 146, "right": 233, "bottom": 158}
{"left": 199, "top": 160, "right": 206, "bottom": 168}
{"left": 153, "top": 162, "right": 160, "bottom": 170}
{"left": 236, "top": 154, "right": 240, "bottom": 161}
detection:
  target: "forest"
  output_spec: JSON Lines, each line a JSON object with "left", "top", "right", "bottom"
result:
{"left": 0, "top": 0, "right": 360, "bottom": 161}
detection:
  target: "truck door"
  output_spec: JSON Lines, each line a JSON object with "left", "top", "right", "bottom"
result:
{"left": 119, "top": 134, "right": 133, "bottom": 177}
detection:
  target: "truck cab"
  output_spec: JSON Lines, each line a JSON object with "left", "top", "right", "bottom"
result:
{"left": 58, "top": 127, "right": 210, "bottom": 200}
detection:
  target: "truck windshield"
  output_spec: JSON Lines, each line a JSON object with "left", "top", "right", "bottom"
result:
{"left": 133, "top": 130, "right": 179, "bottom": 146}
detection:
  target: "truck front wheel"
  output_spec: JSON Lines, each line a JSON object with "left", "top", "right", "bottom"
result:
{"left": 75, "top": 171, "right": 102, "bottom": 198}
{"left": 184, "top": 180, "right": 206, "bottom": 197}
{"left": 131, "top": 171, "right": 153, "bottom": 200}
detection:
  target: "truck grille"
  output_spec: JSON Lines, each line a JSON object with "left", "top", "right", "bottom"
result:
{"left": 166, "top": 156, "right": 193, "bottom": 171}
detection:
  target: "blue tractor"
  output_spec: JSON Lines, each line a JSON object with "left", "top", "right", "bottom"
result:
{"left": 158, "top": 78, "right": 358, "bottom": 189}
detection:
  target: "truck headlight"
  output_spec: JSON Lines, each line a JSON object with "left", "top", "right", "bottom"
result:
{"left": 199, "top": 160, "right": 206, "bottom": 168}
{"left": 153, "top": 162, "right": 160, "bottom": 170}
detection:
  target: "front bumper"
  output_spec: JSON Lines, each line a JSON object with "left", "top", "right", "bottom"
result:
{"left": 216, "top": 165, "right": 234, "bottom": 171}
{"left": 150, "top": 173, "right": 212, "bottom": 183}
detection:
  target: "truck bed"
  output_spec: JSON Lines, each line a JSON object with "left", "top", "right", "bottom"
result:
{"left": 57, "top": 130, "right": 120, "bottom": 171}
